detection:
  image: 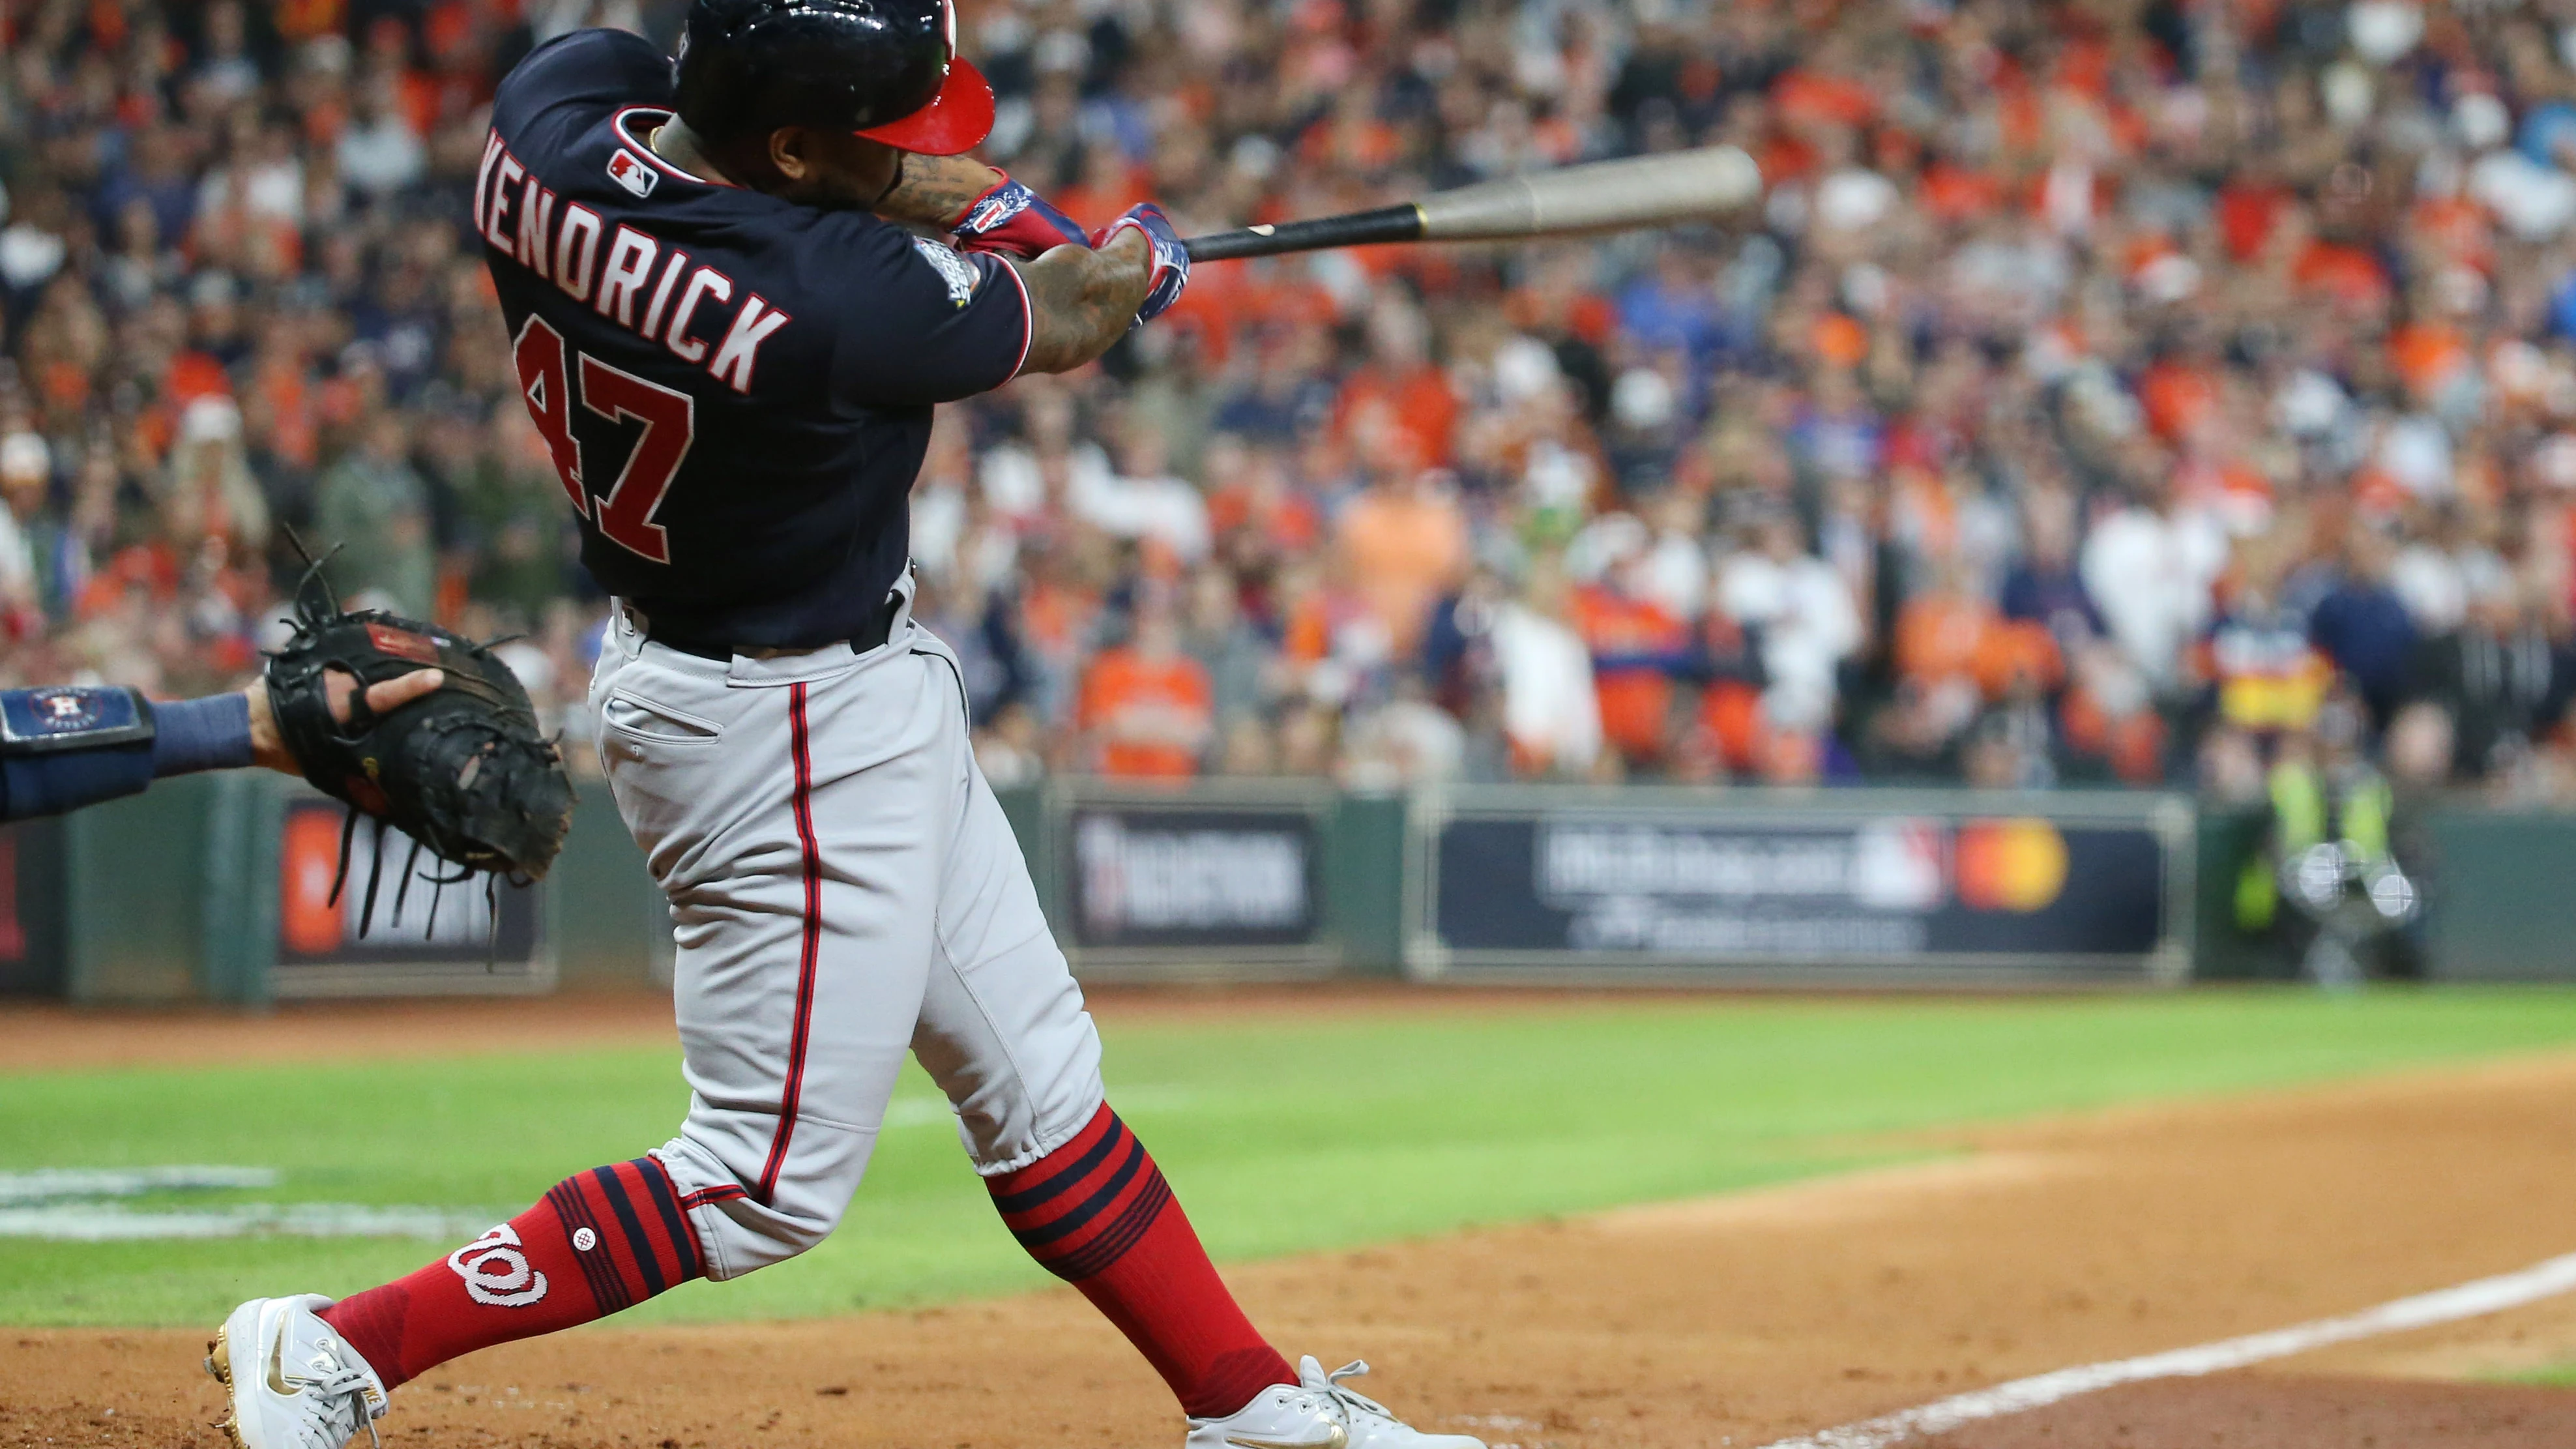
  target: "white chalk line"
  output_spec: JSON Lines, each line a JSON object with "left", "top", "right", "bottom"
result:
{"left": 0, "top": 1202, "right": 505, "bottom": 1240}
{"left": 1759, "top": 1248, "right": 2576, "bottom": 1448}
{"left": 0, "top": 1165, "right": 495, "bottom": 1240}
{"left": 0, "top": 1165, "right": 279, "bottom": 1203}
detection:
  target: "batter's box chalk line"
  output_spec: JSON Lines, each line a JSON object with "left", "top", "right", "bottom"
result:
{"left": 1758, "top": 1248, "right": 2576, "bottom": 1449}
{"left": 0, "top": 1165, "right": 501, "bottom": 1242}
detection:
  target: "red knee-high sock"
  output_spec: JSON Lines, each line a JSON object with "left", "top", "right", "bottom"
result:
{"left": 319, "top": 1157, "right": 704, "bottom": 1390}
{"left": 987, "top": 1105, "right": 1296, "bottom": 1418}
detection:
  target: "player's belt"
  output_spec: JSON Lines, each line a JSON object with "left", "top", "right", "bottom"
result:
{"left": 647, "top": 591, "right": 902, "bottom": 662}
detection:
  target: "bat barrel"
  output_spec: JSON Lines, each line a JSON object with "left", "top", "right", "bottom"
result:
{"left": 1182, "top": 205, "right": 1425, "bottom": 261}
{"left": 1177, "top": 146, "right": 1761, "bottom": 262}
{"left": 1417, "top": 145, "right": 1760, "bottom": 241}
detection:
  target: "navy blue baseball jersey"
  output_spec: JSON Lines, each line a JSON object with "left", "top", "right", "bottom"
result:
{"left": 479, "top": 29, "right": 1032, "bottom": 649}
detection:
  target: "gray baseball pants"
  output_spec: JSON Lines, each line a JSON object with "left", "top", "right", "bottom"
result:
{"left": 589, "top": 585, "right": 1105, "bottom": 1281}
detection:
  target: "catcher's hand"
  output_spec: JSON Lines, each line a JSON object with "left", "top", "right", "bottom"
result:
{"left": 247, "top": 669, "right": 444, "bottom": 772}
{"left": 263, "top": 553, "right": 574, "bottom": 885}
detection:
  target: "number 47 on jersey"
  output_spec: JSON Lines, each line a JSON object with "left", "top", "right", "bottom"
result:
{"left": 513, "top": 316, "right": 692, "bottom": 564}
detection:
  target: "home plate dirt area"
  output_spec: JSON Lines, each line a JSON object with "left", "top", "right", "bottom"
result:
{"left": 9, "top": 1049, "right": 2576, "bottom": 1448}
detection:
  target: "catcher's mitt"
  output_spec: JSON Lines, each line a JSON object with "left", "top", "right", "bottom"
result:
{"left": 266, "top": 548, "right": 574, "bottom": 933}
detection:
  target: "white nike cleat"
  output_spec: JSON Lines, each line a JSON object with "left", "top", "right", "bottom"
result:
{"left": 1186, "top": 1356, "right": 1486, "bottom": 1449}
{"left": 205, "top": 1295, "right": 389, "bottom": 1449}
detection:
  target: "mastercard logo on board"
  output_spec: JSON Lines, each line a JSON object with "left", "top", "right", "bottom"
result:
{"left": 1954, "top": 818, "right": 2070, "bottom": 913}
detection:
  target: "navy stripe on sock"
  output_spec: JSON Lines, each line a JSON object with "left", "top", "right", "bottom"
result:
{"left": 1046, "top": 1168, "right": 1172, "bottom": 1281}
{"left": 546, "top": 1182, "right": 630, "bottom": 1313}
{"left": 550, "top": 1182, "right": 628, "bottom": 1313}
{"left": 591, "top": 1165, "right": 669, "bottom": 1299}
{"left": 635, "top": 1158, "right": 703, "bottom": 1281}
{"left": 988, "top": 1115, "right": 1128, "bottom": 1217}
{"left": 1010, "top": 1133, "right": 1149, "bottom": 1253}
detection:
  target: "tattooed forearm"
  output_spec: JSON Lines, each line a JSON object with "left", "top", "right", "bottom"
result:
{"left": 874, "top": 154, "right": 1010, "bottom": 227}
{"left": 1011, "top": 229, "right": 1153, "bottom": 374}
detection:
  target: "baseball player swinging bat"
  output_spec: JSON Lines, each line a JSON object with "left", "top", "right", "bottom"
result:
{"left": 202, "top": 5, "right": 1483, "bottom": 1449}
{"left": 1181, "top": 145, "right": 1765, "bottom": 261}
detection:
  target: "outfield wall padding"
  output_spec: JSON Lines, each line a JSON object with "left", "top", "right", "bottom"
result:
{"left": 14, "top": 779, "right": 2576, "bottom": 1000}
{"left": 2419, "top": 810, "right": 2576, "bottom": 981}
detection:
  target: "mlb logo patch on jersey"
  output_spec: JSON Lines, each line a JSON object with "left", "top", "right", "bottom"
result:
{"left": 607, "top": 148, "right": 660, "bottom": 198}
{"left": 911, "top": 237, "right": 980, "bottom": 308}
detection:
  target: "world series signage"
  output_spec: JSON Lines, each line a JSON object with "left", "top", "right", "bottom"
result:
{"left": 1407, "top": 787, "right": 2191, "bottom": 985}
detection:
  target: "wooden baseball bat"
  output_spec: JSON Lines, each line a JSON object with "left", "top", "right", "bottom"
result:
{"left": 1180, "top": 145, "right": 1763, "bottom": 262}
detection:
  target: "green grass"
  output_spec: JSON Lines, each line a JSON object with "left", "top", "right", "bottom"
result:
{"left": 6, "top": 988, "right": 2576, "bottom": 1326}
{"left": 2503, "top": 1364, "right": 2576, "bottom": 1388}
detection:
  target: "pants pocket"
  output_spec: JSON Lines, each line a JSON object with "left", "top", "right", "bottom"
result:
{"left": 603, "top": 688, "right": 725, "bottom": 746}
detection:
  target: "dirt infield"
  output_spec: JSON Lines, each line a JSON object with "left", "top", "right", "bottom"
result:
{"left": 5, "top": 1004, "right": 2575, "bottom": 1448}
{"left": 1920, "top": 1376, "right": 2576, "bottom": 1448}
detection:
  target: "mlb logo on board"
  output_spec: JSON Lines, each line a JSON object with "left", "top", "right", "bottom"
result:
{"left": 607, "top": 149, "right": 658, "bottom": 198}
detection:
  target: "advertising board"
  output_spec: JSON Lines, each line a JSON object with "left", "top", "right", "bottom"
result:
{"left": 1409, "top": 787, "right": 2191, "bottom": 985}
{"left": 1049, "top": 780, "right": 1335, "bottom": 976}
{"left": 271, "top": 796, "right": 548, "bottom": 996}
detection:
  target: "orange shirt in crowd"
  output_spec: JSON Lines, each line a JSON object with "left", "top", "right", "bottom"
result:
{"left": 166, "top": 351, "right": 231, "bottom": 405}
{"left": 1773, "top": 68, "right": 1881, "bottom": 128}
{"left": 2137, "top": 360, "right": 2219, "bottom": 442}
{"left": 1334, "top": 484, "right": 1468, "bottom": 657}
{"left": 275, "top": 0, "right": 348, "bottom": 42}
{"left": 1332, "top": 364, "right": 1457, "bottom": 469}
{"left": 1695, "top": 680, "right": 1766, "bottom": 774}
{"left": 1207, "top": 478, "right": 1322, "bottom": 555}
{"left": 1574, "top": 584, "right": 1690, "bottom": 762}
{"left": 1972, "top": 620, "right": 2062, "bottom": 697}
{"left": 2000, "top": 85, "right": 2047, "bottom": 154}
{"left": 1921, "top": 162, "right": 2006, "bottom": 223}
{"left": 2293, "top": 241, "right": 2392, "bottom": 310}
{"left": 2060, "top": 684, "right": 2166, "bottom": 783}
{"left": 2388, "top": 322, "right": 2473, "bottom": 402}
{"left": 1077, "top": 647, "right": 1213, "bottom": 779}
{"left": 1812, "top": 313, "right": 1869, "bottom": 367}
{"left": 1894, "top": 592, "right": 1991, "bottom": 687}
{"left": 2411, "top": 194, "right": 2495, "bottom": 272}
{"left": 1896, "top": 594, "right": 2063, "bottom": 699}
{"left": 2216, "top": 182, "right": 2290, "bottom": 261}
{"left": 2176, "top": 456, "right": 2276, "bottom": 531}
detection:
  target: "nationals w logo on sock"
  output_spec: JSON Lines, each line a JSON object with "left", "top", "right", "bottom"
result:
{"left": 446, "top": 1224, "right": 549, "bottom": 1307}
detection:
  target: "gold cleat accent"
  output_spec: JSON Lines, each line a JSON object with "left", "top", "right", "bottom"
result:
{"left": 207, "top": 1326, "right": 251, "bottom": 1448}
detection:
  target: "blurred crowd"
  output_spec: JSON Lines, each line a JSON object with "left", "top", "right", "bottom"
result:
{"left": 13, "top": 0, "right": 2576, "bottom": 801}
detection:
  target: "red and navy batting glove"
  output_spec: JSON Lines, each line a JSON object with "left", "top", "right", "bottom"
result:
{"left": 949, "top": 173, "right": 1089, "bottom": 259}
{"left": 1092, "top": 203, "right": 1190, "bottom": 328}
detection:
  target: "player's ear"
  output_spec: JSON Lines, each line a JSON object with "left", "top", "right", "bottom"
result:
{"left": 767, "top": 126, "right": 813, "bottom": 183}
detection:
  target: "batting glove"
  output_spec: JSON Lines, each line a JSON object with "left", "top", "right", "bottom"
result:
{"left": 1093, "top": 203, "right": 1190, "bottom": 329}
{"left": 949, "top": 173, "right": 1089, "bottom": 259}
